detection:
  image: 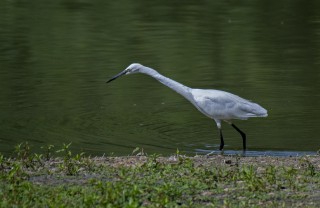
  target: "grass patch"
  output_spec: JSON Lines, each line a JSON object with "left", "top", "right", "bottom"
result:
{"left": 0, "top": 143, "right": 319, "bottom": 207}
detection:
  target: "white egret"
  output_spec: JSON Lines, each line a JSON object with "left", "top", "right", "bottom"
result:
{"left": 107, "top": 63, "right": 268, "bottom": 151}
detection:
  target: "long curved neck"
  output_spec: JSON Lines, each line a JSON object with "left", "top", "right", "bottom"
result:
{"left": 139, "top": 66, "right": 193, "bottom": 102}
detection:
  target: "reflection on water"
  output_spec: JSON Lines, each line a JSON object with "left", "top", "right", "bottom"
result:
{"left": 0, "top": 1, "right": 320, "bottom": 156}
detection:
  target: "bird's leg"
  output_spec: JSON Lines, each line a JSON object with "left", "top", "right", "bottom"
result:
{"left": 219, "top": 128, "right": 224, "bottom": 150}
{"left": 206, "top": 127, "right": 224, "bottom": 156}
{"left": 231, "top": 123, "right": 246, "bottom": 150}
{"left": 206, "top": 121, "right": 224, "bottom": 156}
{"left": 214, "top": 120, "right": 224, "bottom": 151}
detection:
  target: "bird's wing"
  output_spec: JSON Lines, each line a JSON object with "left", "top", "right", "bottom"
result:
{"left": 192, "top": 90, "right": 259, "bottom": 120}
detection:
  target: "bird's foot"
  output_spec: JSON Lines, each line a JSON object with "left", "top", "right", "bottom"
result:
{"left": 241, "top": 149, "right": 247, "bottom": 156}
{"left": 206, "top": 150, "right": 216, "bottom": 156}
{"left": 206, "top": 149, "right": 224, "bottom": 157}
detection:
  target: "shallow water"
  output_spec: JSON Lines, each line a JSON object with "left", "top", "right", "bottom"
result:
{"left": 0, "top": 1, "right": 319, "bottom": 156}
{"left": 196, "top": 149, "right": 317, "bottom": 157}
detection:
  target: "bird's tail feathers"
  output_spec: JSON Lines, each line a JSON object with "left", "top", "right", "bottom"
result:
{"left": 251, "top": 103, "right": 268, "bottom": 117}
{"left": 240, "top": 102, "right": 268, "bottom": 118}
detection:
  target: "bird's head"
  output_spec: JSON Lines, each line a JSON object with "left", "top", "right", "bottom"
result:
{"left": 106, "top": 63, "right": 143, "bottom": 83}
{"left": 125, "top": 63, "right": 143, "bottom": 74}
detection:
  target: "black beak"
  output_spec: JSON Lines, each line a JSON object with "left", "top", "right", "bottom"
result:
{"left": 106, "top": 70, "right": 127, "bottom": 83}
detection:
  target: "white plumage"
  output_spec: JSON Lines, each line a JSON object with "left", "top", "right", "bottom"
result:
{"left": 107, "top": 63, "right": 268, "bottom": 151}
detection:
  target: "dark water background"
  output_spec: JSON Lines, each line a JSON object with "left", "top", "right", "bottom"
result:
{"left": 0, "top": 1, "right": 319, "bottom": 156}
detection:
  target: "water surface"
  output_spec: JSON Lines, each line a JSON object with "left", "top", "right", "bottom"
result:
{"left": 0, "top": 1, "right": 319, "bottom": 156}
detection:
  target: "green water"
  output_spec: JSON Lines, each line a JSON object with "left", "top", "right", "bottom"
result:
{"left": 0, "top": 1, "right": 319, "bottom": 156}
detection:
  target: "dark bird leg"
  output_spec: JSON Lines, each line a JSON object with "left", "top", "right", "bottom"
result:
{"left": 206, "top": 123, "right": 224, "bottom": 156}
{"left": 231, "top": 124, "right": 246, "bottom": 150}
{"left": 219, "top": 129, "right": 224, "bottom": 150}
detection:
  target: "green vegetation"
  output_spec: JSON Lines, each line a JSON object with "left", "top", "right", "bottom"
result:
{"left": 0, "top": 143, "right": 319, "bottom": 207}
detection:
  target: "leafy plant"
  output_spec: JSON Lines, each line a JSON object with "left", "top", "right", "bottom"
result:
{"left": 41, "top": 144, "right": 55, "bottom": 161}
{"left": 56, "top": 143, "right": 82, "bottom": 175}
